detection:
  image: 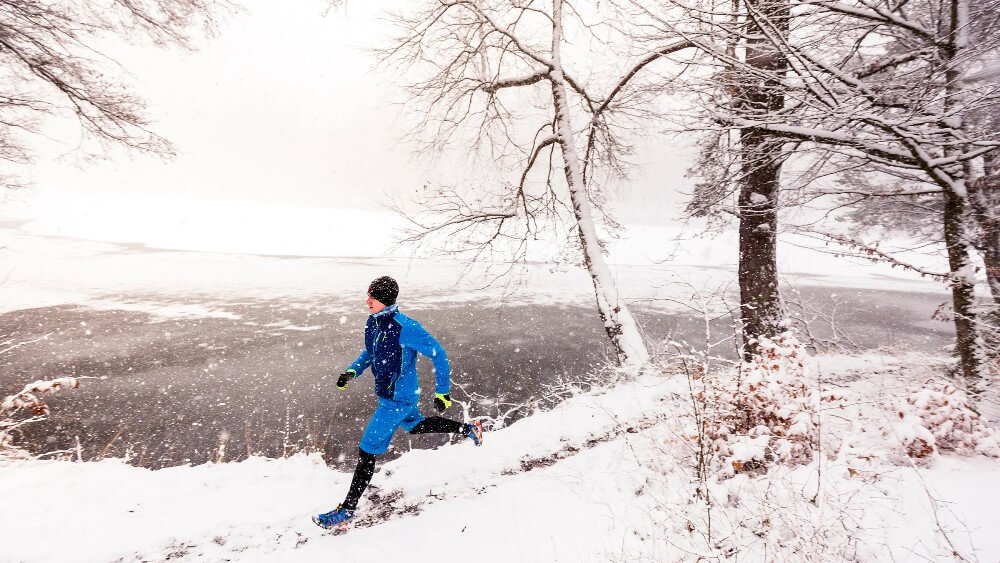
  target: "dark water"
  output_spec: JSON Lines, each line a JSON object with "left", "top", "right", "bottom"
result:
{"left": 0, "top": 287, "right": 953, "bottom": 469}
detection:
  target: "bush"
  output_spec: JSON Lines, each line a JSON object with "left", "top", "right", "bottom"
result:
{"left": 895, "top": 379, "right": 1000, "bottom": 459}
{"left": 704, "top": 328, "right": 820, "bottom": 478}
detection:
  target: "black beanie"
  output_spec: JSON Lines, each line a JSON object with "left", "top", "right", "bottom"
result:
{"left": 368, "top": 276, "right": 399, "bottom": 306}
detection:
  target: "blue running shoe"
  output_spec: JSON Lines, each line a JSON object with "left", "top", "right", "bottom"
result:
{"left": 312, "top": 504, "right": 355, "bottom": 532}
{"left": 466, "top": 420, "right": 484, "bottom": 446}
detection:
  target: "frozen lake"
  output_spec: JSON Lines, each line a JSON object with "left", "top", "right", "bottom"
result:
{"left": 1, "top": 287, "right": 952, "bottom": 469}
{"left": 0, "top": 225, "right": 955, "bottom": 468}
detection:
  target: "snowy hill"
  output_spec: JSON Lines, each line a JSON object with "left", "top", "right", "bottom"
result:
{"left": 2, "top": 351, "right": 998, "bottom": 562}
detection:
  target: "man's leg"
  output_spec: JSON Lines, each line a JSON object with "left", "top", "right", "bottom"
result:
{"left": 315, "top": 400, "right": 408, "bottom": 528}
{"left": 408, "top": 416, "right": 464, "bottom": 434}
{"left": 314, "top": 447, "right": 378, "bottom": 529}
{"left": 341, "top": 448, "right": 377, "bottom": 511}
{"left": 345, "top": 399, "right": 406, "bottom": 509}
{"left": 408, "top": 415, "right": 484, "bottom": 446}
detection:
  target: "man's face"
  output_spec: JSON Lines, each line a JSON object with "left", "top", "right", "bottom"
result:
{"left": 366, "top": 293, "right": 386, "bottom": 315}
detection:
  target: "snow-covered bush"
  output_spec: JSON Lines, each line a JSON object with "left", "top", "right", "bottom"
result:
{"left": 1, "top": 377, "right": 80, "bottom": 458}
{"left": 894, "top": 379, "right": 1000, "bottom": 460}
{"left": 667, "top": 346, "right": 995, "bottom": 561}
{"left": 704, "top": 328, "right": 820, "bottom": 478}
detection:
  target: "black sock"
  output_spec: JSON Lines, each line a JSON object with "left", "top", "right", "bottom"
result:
{"left": 409, "top": 416, "right": 465, "bottom": 434}
{"left": 341, "top": 449, "right": 377, "bottom": 511}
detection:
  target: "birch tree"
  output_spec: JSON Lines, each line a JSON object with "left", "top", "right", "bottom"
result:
{"left": 380, "top": 0, "right": 690, "bottom": 369}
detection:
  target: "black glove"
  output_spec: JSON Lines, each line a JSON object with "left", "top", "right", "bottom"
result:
{"left": 336, "top": 370, "right": 356, "bottom": 390}
{"left": 434, "top": 393, "right": 452, "bottom": 413}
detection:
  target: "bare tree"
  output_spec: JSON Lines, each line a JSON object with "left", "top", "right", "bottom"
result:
{"left": 644, "top": 0, "right": 999, "bottom": 386}
{"left": 767, "top": 0, "right": 998, "bottom": 387}
{"left": 379, "top": 0, "right": 692, "bottom": 368}
{"left": 0, "top": 0, "right": 233, "bottom": 188}
{"left": 623, "top": 0, "right": 793, "bottom": 357}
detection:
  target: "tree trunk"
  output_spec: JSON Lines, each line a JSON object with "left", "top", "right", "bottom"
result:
{"left": 943, "top": 188, "right": 984, "bottom": 389}
{"left": 738, "top": 132, "right": 784, "bottom": 358}
{"left": 737, "top": 0, "right": 789, "bottom": 358}
{"left": 941, "top": 0, "right": 985, "bottom": 390}
{"left": 549, "top": 0, "right": 649, "bottom": 369}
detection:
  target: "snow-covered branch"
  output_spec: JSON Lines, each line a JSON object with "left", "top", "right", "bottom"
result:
{"left": 796, "top": 0, "right": 936, "bottom": 38}
{"left": 482, "top": 70, "right": 550, "bottom": 93}
{"left": 593, "top": 39, "right": 695, "bottom": 118}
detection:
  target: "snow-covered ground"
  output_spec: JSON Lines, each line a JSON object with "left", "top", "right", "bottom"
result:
{"left": 2, "top": 352, "right": 998, "bottom": 562}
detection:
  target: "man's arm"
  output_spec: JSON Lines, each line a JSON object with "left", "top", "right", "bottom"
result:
{"left": 400, "top": 321, "right": 450, "bottom": 394}
{"left": 346, "top": 348, "right": 372, "bottom": 376}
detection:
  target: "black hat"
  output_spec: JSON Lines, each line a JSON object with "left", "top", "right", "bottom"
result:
{"left": 368, "top": 276, "right": 398, "bottom": 306}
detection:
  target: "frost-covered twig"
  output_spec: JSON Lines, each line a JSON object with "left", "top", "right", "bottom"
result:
{"left": 0, "top": 332, "right": 53, "bottom": 357}
{"left": 2, "top": 376, "right": 83, "bottom": 457}
{"left": 451, "top": 365, "right": 626, "bottom": 432}
{"left": 783, "top": 284, "right": 863, "bottom": 352}
{"left": 1, "top": 377, "right": 80, "bottom": 416}
{"left": 791, "top": 230, "right": 952, "bottom": 282}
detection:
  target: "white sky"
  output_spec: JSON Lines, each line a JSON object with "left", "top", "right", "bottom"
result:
{"left": 10, "top": 0, "right": 687, "bottom": 231}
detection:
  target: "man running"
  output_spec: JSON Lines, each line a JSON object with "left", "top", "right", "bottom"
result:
{"left": 312, "top": 275, "right": 483, "bottom": 532}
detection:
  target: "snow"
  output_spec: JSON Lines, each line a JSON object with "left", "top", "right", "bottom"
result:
{"left": 83, "top": 299, "right": 243, "bottom": 321}
{"left": 2, "top": 187, "right": 996, "bottom": 561}
{"left": 1, "top": 377, "right": 79, "bottom": 413}
{"left": 2, "top": 354, "right": 999, "bottom": 561}
{"left": 16, "top": 194, "right": 401, "bottom": 259}
{"left": 0, "top": 201, "right": 951, "bottom": 322}
{"left": 729, "top": 434, "right": 771, "bottom": 462}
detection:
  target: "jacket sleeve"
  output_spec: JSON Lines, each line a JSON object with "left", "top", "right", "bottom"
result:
{"left": 400, "top": 320, "right": 450, "bottom": 395}
{"left": 346, "top": 348, "right": 371, "bottom": 376}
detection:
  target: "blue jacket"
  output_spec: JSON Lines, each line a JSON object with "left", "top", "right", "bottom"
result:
{"left": 346, "top": 305, "right": 450, "bottom": 402}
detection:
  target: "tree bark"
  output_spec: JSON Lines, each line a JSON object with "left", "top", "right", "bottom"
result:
{"left": 737, "top": 0, "right": 789, "bottom": 358}
{"left": 941, "top": 0, "right": 985, "bottom": 390}
{"left": 549, "top": 0, "right": 649, "bottom": 368}
{"left": 942, "top": 189, "right": 984, "bottom": 387}
{"left": 738, "top": 132, "right": 784, "bottom": 358}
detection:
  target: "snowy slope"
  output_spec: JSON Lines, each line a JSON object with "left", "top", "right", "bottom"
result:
{"left": 2, "top": 352, "right": 999, "bottom": 562}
